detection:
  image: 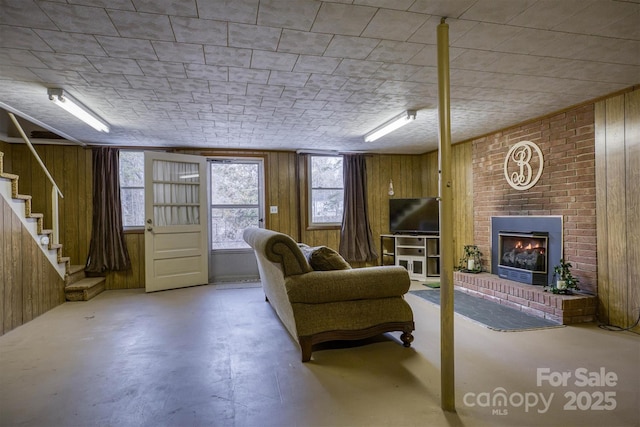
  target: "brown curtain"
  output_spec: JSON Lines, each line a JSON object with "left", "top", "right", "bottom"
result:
{"left": 85, "top": 147, "right": 131, "bottom": 273}
{"left": 339, "top": 154, "right": 378, "bottom": 263}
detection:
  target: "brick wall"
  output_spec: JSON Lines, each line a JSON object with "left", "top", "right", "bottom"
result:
{"left": 471, "top": 104, "right": 597, "bottom": 294}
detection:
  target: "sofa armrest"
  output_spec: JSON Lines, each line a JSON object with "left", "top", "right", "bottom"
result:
{"left": 285, "top": 266, "right": 411, "bottom": 304}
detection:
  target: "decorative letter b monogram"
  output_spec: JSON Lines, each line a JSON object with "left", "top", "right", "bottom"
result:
{"left": 503, "top": 141, "right": 543, "bottom": 191}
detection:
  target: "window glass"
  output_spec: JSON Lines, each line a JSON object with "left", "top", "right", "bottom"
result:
{"left": 309, "top": 155, "right": 344, "bottom": 226}
{"left": 210, "top": 160, "right": 263, "bottom": 249}
{"left": 119, "top": 151, "right": 144, "bottom": 227}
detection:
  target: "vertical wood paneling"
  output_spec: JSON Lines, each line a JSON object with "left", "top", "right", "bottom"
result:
{"left": 1, "top": 197, "right": 8, "bottom": 335}
{"left": 0, "top": 197, "right": 65, "bottom": 336}
{"left": 7, "top": 144, "right": 92, "bottom": 265}
{"left": 625, "top": 90, "right": 640, "bottom": 332}
{"left": 595, "top": 88, "right": 639, "bottom": 332}
{"left": 105, "top": 233, "right": 144, "bottom": 289}
{"left": 594, "top": 100, "right": 610, "bottom": 321}
{"left": 604, "top": 96, "right": 627, "bottom": 327}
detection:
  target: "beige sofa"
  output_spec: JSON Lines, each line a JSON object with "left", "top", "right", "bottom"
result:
{"left": 243, "top": 227, "right": 414, "bottom": 362}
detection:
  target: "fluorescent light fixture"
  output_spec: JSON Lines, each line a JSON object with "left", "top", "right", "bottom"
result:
{"left": 364, "top": 110, "right": 416, "bottom": 142}
{"left": 47, "top": 88, "right": 109, "bottom": 133}
{"left": 179, "top": 173, "right": 200, "bottom": 179}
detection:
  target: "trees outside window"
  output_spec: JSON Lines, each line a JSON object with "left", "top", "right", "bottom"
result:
{"left": 210, "top": 159, "right": 264, "bottom": 249}
{"left": 309, "top": 155, "right": 343, "bottom": 226}
{"left": 119, "top": 151, "right": 144, "bottom": 228}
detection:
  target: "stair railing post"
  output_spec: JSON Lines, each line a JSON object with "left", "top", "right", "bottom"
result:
{"left": 52, "top": 186, "right": 60, "bottom": 245}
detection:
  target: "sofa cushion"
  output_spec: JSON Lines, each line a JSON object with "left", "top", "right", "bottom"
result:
{"left": 298, "top": 244, "right": 352, "bottom": 271}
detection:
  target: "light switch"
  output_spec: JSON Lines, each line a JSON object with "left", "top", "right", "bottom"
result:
{"left": 270, "top": 206, "right": 278, "bottom": 214}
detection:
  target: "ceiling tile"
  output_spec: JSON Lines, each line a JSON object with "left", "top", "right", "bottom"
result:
{"left": 0, "top": 26, "right": 52, "bottom": 51}
{"left": 131, "top": 0, "right": 197, "bottom": 16}
{"left": 408, "top": 0, "right": 476, "bottom": 18}
{"left": 125, "top": 75, "right": 171, "bottom": 91}
{"left": 354, "top": 0, "right": 415, "bottom": 10}
{"left": 204, "top": 46, "right": 252, "bottom": 68}
{"left": 170, "top": 17, "right": 227, "bottom": 45}
{"left": 251, "top": 50, "right": 298, "bottom": 72}
{"left": 0, "top": 0, "right": 57, "bottom": 30}
{"left": 278, "top": 30, "right": 333, "bottom": 55}
{"left": 507, "top": 0, "right": 596, "bottom": 30}
{"left": 373, "top": 63, "right": 423, "bottom": 81}
{"left": 552, "top": 0, "right": 639, "bottom": 35}
{"left": 248, "top": 84, "right": 284, "bottom": 98}
{"left": 362, "top": 9, "right": 430, "bottom": 41}
{"left": 229, "top": 23, "right": 281, "bottom": 50}
{"left": 88, "top": 57, "right": 143, "bottom": 75}
{"left": 453, "top": 22, "right": 523, "bottom": 50}
{"left": 409, "top": 16, "right": 478, "bottom": 45}
{"left": 186, "top": 64, "right": 228, "bottom": 81}
{"left": 306, "top": 74, "right": 349, "bottom": 90}
{"left": 137, "top": 60, "right": 186, "bottom": 78}
{"left": 334, "top": 59, "right": 383, "bottom": 78}
{"left": 257, "top": 0, "right": 321, "bottom": 31}
{"left": 95, "top": 36, "right": 158, "bottom": 60}
{"left": 460, "top": 0, "right": 537, "bottom": 23}
{"left": 39, "top": 3, "right": 118, "bottom": 36}
{"left": 324, "top": 36, "right": 380, "bottom": 60}
{"left": 267, "top": 70, "right": 310, "bottom": 87}
{"left": 311, "top": 3, "right": 377, "bottom": 36}
{"left": 151, "top": 41, "right": 205, "bottom": 64}
{"left": 107, "top": 10, "right": 174, "bottom": 41}
{"left": 196, "top": 0, "right": 259, "bottom": 24}
{"left": 34, "top": 30, "right": 107, "bottom": 56}
{"left": 366, "top": 40, "right": 425, "bottom": 63}
{"left": 293, "top": 55, "right": 341, "bottom": 74}
{"left": 0, "top": 48, "right": 47, "bottom": 68}
{"left": 31, "top": 51, "right": 97, "bottom": 73}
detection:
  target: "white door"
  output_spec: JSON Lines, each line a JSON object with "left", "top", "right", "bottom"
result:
{"left": 144, "top": 151, "right": 208, "bottom": 292}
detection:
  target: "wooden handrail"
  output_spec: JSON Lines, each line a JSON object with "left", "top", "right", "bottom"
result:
{"left": 7, "top": 112, "right": 64, "bottom": 244}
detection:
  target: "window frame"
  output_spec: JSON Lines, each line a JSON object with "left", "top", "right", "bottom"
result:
{"left": 209, "top": 157, "right": 265, "bottom": 251}
{"left": 119, "top": 150, "right": 145, "bottom": 231}
{"left": 307, "top": 154, "right": 344, "bottom": 229}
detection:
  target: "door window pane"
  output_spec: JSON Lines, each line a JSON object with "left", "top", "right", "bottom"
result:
{"left": 210, "top": 160, "right": 263, "bottom": 250}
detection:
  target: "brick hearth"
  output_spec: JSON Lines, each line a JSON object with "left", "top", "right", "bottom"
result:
{"left": 454, "top": 272, "right": 596, "bottom": 325}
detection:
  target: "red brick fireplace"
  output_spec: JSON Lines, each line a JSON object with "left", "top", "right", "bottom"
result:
{"left": 451, "top": 104, "right": 598, "bottom": 324}
{"left": 469, "top": 104, "right": 597, "bottom": 295}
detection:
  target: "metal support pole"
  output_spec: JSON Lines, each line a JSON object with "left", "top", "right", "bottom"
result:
{"left": 437, "top": 17, "right": 456, "bottom": 412}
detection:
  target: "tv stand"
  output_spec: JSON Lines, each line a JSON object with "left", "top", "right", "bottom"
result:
{"left": 381, "top": 234, "right": 440, "bottom": 280}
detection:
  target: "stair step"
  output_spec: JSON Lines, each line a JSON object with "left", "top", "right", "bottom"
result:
{"left": 28, "top": 212, "right": 44, "bottom": 219}
{"left": 66, "top": 264, "right": 86, "bottom": 286}
{"left": 0, "top": 172, "right": 18, "bottom": 180}
{"left": 65, "top": 277, "right": 106, "bottom": 301}
{"left": 14, "top": 194, "right": 31, "bottom": 201}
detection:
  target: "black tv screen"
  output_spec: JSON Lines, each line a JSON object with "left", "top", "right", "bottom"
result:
{"left": 389, "top": 197, "right": 440, "bottom": 235}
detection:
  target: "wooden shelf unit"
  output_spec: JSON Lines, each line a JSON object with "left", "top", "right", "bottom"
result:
{"left": 380, "top": 234, "right": 440, "bottom": 280}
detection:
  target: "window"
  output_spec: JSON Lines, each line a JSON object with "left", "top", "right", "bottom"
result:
{"left": 210, "top": 159, "right": 264, "bottom": 250}
{"left": 308, "top": 155, "right": 344, "bottom": 226}
{"left": 119, "top": 151, "right": 144, "bottom": 228}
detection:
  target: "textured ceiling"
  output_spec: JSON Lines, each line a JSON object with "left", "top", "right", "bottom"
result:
{"left": 0, "top": 0, "right": 638, "bottom": 154}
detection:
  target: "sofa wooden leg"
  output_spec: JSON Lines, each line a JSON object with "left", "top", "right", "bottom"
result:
{"left": 401, "top": 331, "right": 414, "bottom": 348}
{"left": 299, "top": 337, "right": 312, "bottom": 362}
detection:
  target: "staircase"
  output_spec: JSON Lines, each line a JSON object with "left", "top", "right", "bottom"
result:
{"left": 0, "top": 150, "right": 105, "bottom": 301}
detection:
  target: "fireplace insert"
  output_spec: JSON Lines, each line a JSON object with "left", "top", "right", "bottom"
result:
{"left": 498, "top": 231, "right": 548, "bottom": 285}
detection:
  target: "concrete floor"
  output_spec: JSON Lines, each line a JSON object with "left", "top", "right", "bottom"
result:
{"left": 0, "top": 281, "right": 638, "bottom": 427}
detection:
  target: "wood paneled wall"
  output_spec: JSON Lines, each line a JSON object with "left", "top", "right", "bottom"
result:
{"left": 1, "top": 196, "right": 65, "bottom": 335}
{"left": 595, "top": 88, "right": 640, "bottom": 332}
{"left": 7, "top": 143, "right": 92, "bottom": 267}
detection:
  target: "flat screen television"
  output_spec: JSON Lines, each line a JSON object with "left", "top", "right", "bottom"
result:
{"left": 389, "top": 197, "right": 440, "bottom": 235}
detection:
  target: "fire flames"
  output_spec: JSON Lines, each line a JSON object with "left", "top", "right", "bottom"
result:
{"left": 515, "top": 241, "right": 545, "bottom": 254}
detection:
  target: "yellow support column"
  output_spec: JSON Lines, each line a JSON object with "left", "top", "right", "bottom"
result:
{"left": 437, "top": 17, "right": 456, "bottom": 412}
